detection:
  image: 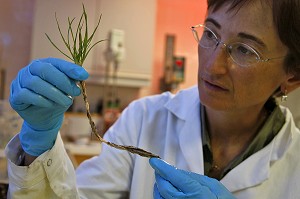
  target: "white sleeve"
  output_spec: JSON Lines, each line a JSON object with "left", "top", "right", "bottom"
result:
{"left": 75, "top": 108, "right": 136, "bottom": 198}
{"left": 75, "top": 100, "right": 148, "bottom": 198}
{"left": 5, "top": 133, "right": 80, "bottom": 199}
{"left": 5, "top": 97, "right": 159, "bottom": 199}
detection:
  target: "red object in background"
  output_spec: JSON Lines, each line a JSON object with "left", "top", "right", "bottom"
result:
{"left": 173, "top": 56, "right": 185, "bottom": 83}
{"left": 175, "top": 59, "right": 183, "bottom": 67}
{"left": 151, "top": 0, "right": 207, "bottom": 93}
{"left": 103, "top": 99, "right": 121, "bottom": 134}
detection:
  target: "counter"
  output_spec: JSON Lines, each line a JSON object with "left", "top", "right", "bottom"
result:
{"left": 65, "top": 142, "right": 102, "bottom": 167}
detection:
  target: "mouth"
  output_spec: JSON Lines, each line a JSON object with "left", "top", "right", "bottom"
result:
{"left": 201, "top": 77, "right": 229, "bottom": 91}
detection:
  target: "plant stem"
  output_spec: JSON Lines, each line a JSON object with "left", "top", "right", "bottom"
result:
{"left": 79, "top": 80, "right": 159, "bottom": 158}
{"left": 47, "top": 4, "right": 159, "bottom": 159}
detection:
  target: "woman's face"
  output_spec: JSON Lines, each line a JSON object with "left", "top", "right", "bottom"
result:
{"left": 198, "top": 0, "right": 289, "bottom": 112}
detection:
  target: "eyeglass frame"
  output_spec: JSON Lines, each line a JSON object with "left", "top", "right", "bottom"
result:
{"left": 191, "top": 24, "right": 286, "bottom": 67}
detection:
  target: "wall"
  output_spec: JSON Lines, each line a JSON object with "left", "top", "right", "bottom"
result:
{"left": 30, "top": 0, "right": 157, "bottom": 110}
{"left": 31, "top": 0, "right": 156, "bottom": 88}
{"left": 0, "top": 0, "right": 208, "bottom": 99}
{"left": 282, "top": 90, "right": 300, "bottom": 127}
{"left": 0, "top": 0, "right": 35, "bottom": 99}
{"left": 150, "top": 0, "right": 207, "bottom": 94}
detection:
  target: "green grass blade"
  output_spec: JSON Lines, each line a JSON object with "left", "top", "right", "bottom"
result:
{"left": 83, "top": 39, "right": 106, "bottom": 61}
{"left": 87, "top": 14, "right": 102, "bottom": 44}
{"left": 45, "top": 33, "right": 73, "bottom": 61}
{"left": 46, "top": 4, "right": 105, "bottom": 67}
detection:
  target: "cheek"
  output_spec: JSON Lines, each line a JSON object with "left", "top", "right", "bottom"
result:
{"left": 233, "top": 67, "right": 285, "bottom": 103}
{"left": 197, "top": 45, "right": 209, "bottom": 75}
{"left": 197, "top": 46, "right": 202, "bottom": 79}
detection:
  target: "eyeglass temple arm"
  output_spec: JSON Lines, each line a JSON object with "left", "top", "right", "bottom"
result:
{"left": 191, "top": 25, "right": 200, "bottom": 42}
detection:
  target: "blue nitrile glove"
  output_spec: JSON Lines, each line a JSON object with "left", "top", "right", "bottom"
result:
{"left": 9, "top": 57, "right": 89, "bottom": 156}
{"left": 149, "top": 158, "right": 236, "bottom": 199}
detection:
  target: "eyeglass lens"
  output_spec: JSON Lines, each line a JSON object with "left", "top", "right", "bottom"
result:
{"left": 194, "top": 25, "right": 261, "bottom": 66}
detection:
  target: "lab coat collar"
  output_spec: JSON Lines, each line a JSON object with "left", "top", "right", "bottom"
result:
{"left": 165, "top": 88, "right": 295, "bottom": 192}
{"left": 164, "top": 85, "right": 199, "bottom": 121}
{"left": 221, "top": 107, "right": 294, "bottom": 192}
{"left": 164, "top": 86, "right": 204, "bottom": 173}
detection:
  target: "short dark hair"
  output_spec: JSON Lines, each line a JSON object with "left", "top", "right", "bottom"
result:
{"left": 207, "top": 0, "right": 300, "bottom": 79}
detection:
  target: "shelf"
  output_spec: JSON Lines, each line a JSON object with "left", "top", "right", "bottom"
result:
{"left": 64, "top": 142, "right": 102, "bottom": 166}
{"left": 64, "top": 142, "right": 101, "bottom": 156}
{"left": 86, "top": 70, "right": 151, "bottom": 88}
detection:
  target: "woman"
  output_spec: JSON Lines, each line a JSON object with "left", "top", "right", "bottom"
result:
{"left": 6, "top": 0, "right": 300, "bottom": 198}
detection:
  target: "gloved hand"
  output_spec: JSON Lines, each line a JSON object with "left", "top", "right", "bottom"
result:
{"left": 149, "top": 158, "right": 236, "bottom": 199}
{"left": 10, "top": 57, "right": 89, "bottom": 156}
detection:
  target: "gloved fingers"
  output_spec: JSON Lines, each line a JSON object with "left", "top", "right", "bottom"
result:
{"left": 23, "top": 77, "right": 73, "bottom": 107}
{"left": 28, "top": 60, "right": 82, "bottom": 97}
{"left": 153, "top": 183, "right": 165, "bottom": 199}
{"left": 10, "top": 79, "right": 53, "bottom": 110}
{"left": 155, "top": 172, "right": 186, "bottom": 198}
{"left": 19, "top": 72, "right": 73, "bottom": 107}
{"left": 15, "top": 68, "right": 73, "bottom": 107}
{"left": 149, "top": 158, "right": 199, "bottom": 193}
{"left": 189, "top": 174, "right": 221, "bottom": 189}
{"left": 156, "top": 171, "right": 217, "bottom": 199}
{"left": 150, "top": 158, "right": 217, "bottom": 198}
{"left": 189, "top": 174, "right": 233, "bottom": 197}
{"left": 40, "top": 57, "right": 89, "bottom": 81}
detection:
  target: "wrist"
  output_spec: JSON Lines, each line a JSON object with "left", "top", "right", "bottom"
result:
{"left": 17, "top": 151, "right": 37, "bottom": 166}
{"left": 20, "top": 123, "right": 59, "bottom": 156}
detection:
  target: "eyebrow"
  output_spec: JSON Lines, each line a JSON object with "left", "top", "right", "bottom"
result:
{"left": 205, "top": 18, "right": 221, "bottom": 29}
{"left": 204, "top": 17, "right": 267, "bottom": 47}
{"left": 237, "top": 32, "right": 266, "bottom": 47}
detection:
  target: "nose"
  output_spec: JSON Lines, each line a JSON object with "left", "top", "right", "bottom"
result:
{"left": 215, "top": 40, "right": 227, "bottom": 50}
{"left": 200, "top": 42, "right": 229, "bottom": 75}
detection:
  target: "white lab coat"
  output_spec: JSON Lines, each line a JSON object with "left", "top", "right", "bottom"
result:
{"left": 5, "top": 86, "right": 300, "bottom": 199}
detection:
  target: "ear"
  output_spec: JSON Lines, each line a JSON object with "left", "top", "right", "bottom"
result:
{"left": 282, "top": 73, "right": 300, "bottom": 94}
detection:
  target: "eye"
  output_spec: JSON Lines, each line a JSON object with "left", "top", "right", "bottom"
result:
{"left": 231, "top": 43, "right": 259, "bottom": 59}
{"left": 228, "top": 43, "right": 261, "bottom": 65}
{"left": 203, "top": 30, "right": 217, "bottom": 40}
{"left": 236, "top": 45, "right": 254, "bottom": 55}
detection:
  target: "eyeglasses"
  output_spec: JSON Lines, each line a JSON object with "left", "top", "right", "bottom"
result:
{"left": 191, "top": 24, "right": 285, "bottom": 67}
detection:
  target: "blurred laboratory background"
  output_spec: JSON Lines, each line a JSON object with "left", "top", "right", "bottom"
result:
{"left": 0, "top": 0, "right": 300, "bottom": 197}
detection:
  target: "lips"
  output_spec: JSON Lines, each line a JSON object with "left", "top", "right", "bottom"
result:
{"left": 201, "top": 76, "right": 229, "bottom": 91}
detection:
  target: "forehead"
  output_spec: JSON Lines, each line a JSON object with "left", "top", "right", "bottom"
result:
{"left": 207, "top": 1, "right": 273, "bottom": 31}
{"left": 206, "top": 0, "right": 285, "bottom": 53}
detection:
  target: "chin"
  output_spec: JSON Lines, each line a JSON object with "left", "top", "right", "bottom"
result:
{"left": 198, "top": 90, "right": 233, "bottom": 111}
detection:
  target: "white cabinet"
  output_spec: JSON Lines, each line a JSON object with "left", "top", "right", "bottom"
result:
{"left": 31, "top": 0, "right": 156, "bottom": 87}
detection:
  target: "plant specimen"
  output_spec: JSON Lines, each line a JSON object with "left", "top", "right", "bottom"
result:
{"left": 46, "top": 4, "right": 159, "bottom": 158}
